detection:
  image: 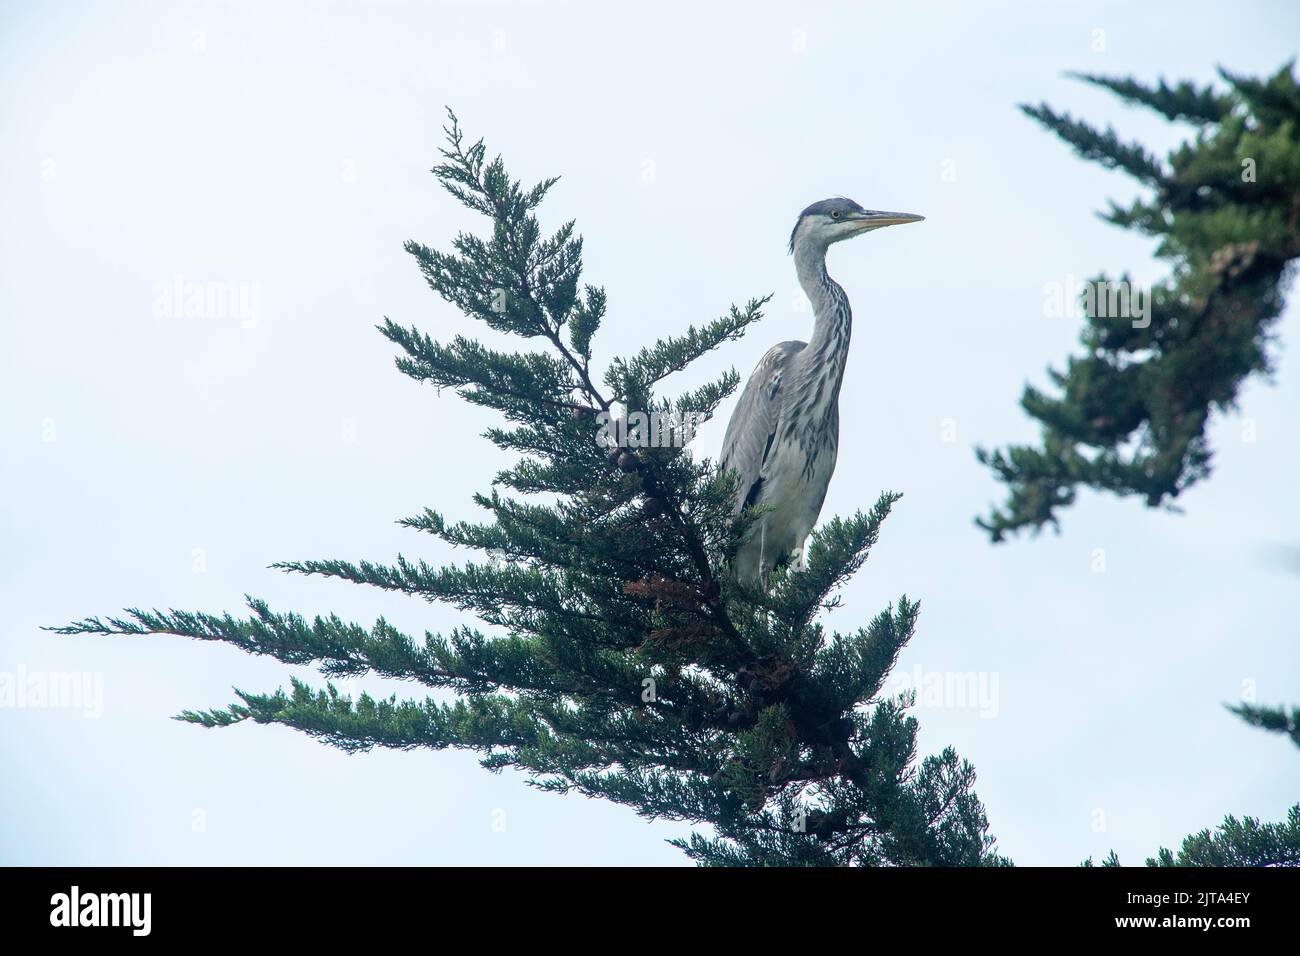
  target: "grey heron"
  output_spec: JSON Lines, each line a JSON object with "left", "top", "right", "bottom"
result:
{"left": 720, "top": 198, "right": 924, "bottom": 587}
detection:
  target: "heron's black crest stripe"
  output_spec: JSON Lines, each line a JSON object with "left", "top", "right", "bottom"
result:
{"left": 787, "top": 196, "right": 865, "bottom": 253}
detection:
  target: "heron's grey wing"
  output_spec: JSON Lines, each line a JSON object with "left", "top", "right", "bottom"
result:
{"left": 719, "top": 340, "right": 805, "bottom": 515}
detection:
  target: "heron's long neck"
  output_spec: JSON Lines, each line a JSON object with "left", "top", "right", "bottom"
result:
{"left": 794, "top": 242, "right": 852, "bottom": 404}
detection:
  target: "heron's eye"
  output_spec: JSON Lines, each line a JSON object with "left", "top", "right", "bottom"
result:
{"left": 831, "top": 210, "right": 841, "bottom": 219}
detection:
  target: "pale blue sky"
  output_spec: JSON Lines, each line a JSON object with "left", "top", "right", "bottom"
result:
{"left": 2, "top": 0, "right": 1297, "bottom": 865}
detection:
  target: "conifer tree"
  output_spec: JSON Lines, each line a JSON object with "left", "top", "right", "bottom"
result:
{"left": 55, "top": 112, "right": 1006, "bottom": 867}
{"left": 1079, "top": 683, "right": 1300, "bottom": 867}
{"left": 1083, "top": 805, "right": 1300, "bottom": 867}
{"left": 992, "top": 64, "right": 1300, "bottom": 869}
{"left": 978, "top": 63, "right": 1300, "bottom": 541}
{"left": 1230, "top": 699, "right": 1300, "bottom": 748}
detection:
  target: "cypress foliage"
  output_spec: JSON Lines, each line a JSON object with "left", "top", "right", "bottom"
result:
{"left": 1230, "top": 700, "right": 1300, "bottom": 748}
{"left": 1144, "top": 806, "right": 1300, "bottom": 867}
{"left": 1083, "top": 805, "right": 1300, "bottom": 867}
{"left": 54, "top": 112, "right": 1005, "bottom": 867}
{"left": 1084, "top": 676, "right": 1300, "bottom": 866}
{"left": 985, "top": 63, "right": 1300, "bottom": 872}
{"left": 978, "top": 63, "right": 1300, "bottom": 541}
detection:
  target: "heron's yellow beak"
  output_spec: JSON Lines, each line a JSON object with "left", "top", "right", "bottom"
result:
{"left": 851, "top": 210, "right": 925, "bottom": 229}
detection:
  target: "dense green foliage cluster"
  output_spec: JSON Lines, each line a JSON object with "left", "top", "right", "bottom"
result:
{"left": 1086, "top": 805, "right": 1300, "bottom": 867}
{"left": 978, "top": 63, "right": 1300, "bottom": 541}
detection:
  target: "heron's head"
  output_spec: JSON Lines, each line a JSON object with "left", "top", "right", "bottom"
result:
{"left": 788, "top": 197, "right": 924, "bottom": 254}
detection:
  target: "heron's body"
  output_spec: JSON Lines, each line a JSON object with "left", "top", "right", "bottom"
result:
{"left": 720, "top": 198, "right": 922, "bottom": 586}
